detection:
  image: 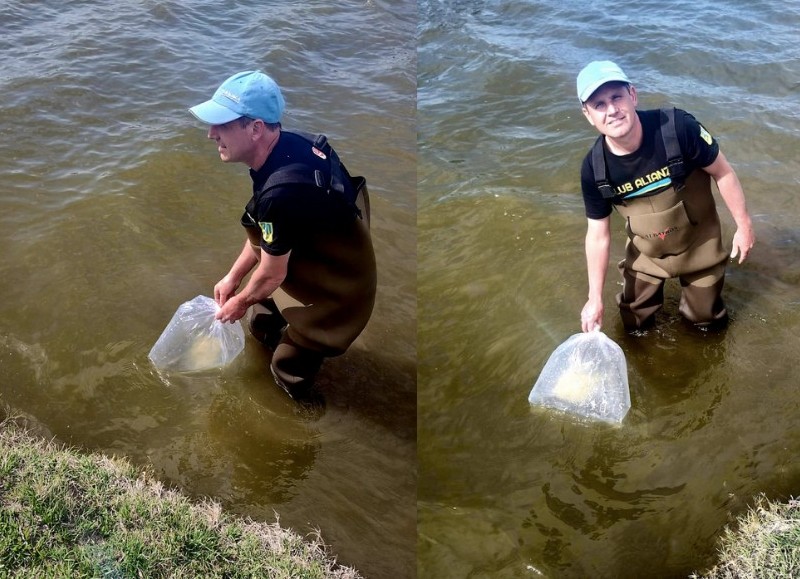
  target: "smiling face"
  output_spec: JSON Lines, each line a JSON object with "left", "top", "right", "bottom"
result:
{"left": 581, "top": 82, "right": 641, "bottom": 148}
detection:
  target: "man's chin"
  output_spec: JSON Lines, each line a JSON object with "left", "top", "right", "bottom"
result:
{"left": 605, "top": 126, "right": 631, "bottom": 139}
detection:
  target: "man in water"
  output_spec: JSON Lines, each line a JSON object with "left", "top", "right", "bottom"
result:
{"left": 189, "top": 70, "right": 376, "bottom": 398}
{"left": 576, "top": 61, "right": 755, "bottom": 333}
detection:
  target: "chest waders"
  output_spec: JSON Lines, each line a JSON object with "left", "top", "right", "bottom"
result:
{"left": 244, "top": 131, "right": 376, "bottom": 357}
{"left": 592, "top": 108, "right": 728, "bottom": 328}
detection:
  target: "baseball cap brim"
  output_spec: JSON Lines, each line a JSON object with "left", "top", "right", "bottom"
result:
{"left": 577, "top": 61, "right": 630, "bottom": 102}
{"left": 579, "top": 76, "right": 629, "bottom": 102}
{"left": 188, "top": 99, "right": 242, "bottom": 125}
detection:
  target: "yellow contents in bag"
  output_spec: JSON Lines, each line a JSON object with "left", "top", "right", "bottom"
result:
{"left": 186, "top": 334, "right": 225, "bottom": 369}
{"left": 552, "top": 368, "right": 595, "bottom": 403}
{"left": 149, "top": 296, "right": 245, "bottom": 373}
{"left": 528, "top": 331, "right": 630, "bottom": 423}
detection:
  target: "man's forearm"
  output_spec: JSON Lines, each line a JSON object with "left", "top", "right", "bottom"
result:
{"left": 235, "top": 250, "right": 290, "bottom": 308}
{"left": 227, "top": 240, "right": 260, "bottom": 286}
{"left": 585, "top": 224, "right": 611, "bottom": 300}
{"left": 717, "top": 172, "right": 752, "bottom": 230}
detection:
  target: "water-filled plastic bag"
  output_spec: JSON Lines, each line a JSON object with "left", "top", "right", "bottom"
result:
{"left": 528, "top": 331, "right": 630, "bottom": 424}
{"left": 148, "top": 295, "right": 245, "bottom": 372}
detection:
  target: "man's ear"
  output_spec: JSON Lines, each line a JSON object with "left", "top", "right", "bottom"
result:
{"left": 250, "top": 119, "right": 264, "bottom": 140}
{"left": 581, "top": 105, "right": 596, "bottom": 127}
{"left": 628, "top": 85, "right": 638, "bottom": 107}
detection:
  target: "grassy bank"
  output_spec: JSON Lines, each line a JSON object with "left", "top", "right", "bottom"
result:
{"left": 693, "top": 494, "right": 800, "bottom": 578}
{"left": 0, "top": 415, "right": 361, "bottom": 578}
{"left": 4, "top": 410, "right": 798, "bottom": 579}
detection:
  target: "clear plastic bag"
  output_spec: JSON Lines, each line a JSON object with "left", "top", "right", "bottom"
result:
{"left": 528, "top": 331, "right": 630, "bottom": 424}
{"left": 148, "top": 295, "right": 245, "bottom": 372}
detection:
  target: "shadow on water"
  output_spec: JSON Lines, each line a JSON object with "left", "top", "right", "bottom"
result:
{"left": 315, "top": 346, "right": 417, "bottom": 438}
{"left": 619, "top": 306, "right": 730, "bottom": 432}
{"left": 223, "top": 308, "right": 417, "bottom": 446}
{"left": 141, "top": 363, "right": 323, "bottom": 506}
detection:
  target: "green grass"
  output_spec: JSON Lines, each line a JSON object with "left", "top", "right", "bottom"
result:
{"left": 0, "top": 415, "right": 361, "bottom": 578}
{"left": 692, "top": 494, "right": 800, "bottom": 579}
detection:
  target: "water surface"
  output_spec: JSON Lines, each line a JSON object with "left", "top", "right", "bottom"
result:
{"left": 418, "top": 1, "right": 800, "bottom": 577}
{"left": 0, "top": 2, "right": 416, "bottom": 577}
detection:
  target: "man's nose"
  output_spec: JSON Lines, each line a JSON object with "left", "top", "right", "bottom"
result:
{"left": 208, "top": 125, "right": 219, "bottom": 139}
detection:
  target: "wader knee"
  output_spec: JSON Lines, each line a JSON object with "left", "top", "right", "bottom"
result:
{"left": 248, "top": 299, "right": 287, "bottom": 349}
{"left": 678, "top": 266, "right": 728, "bottom": 328}
{"left": 617, "top": 265, "right": 665, "bottom": 331}
{"left": 270, "top": 331, "right": 324, "bottom": 400}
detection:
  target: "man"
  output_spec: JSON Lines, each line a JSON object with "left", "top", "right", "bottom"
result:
{"left": 189, "top": 70, "right": 376, "bottom": 398}
{"left": 576, "top": 61, "right": 755, "bottom": 334}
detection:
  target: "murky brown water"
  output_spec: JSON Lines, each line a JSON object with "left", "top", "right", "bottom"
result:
{"left": 4, "top": 1, "right": 800, "bottom": 577}
{"left": 0, "top": 1, "right": 415, "bottom": 577}
{"left": 418, "top": 1, "right": 800, "bottom": 577}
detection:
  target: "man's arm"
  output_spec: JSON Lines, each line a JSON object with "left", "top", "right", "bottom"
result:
{"left": 216, "top": 249, "right": 290, "bottom": 323}
{"left": 703, "top": 151, "right": 755, "bottom": 264}
{"left": 581, "top": 216, "right": 611, "bottom": 333}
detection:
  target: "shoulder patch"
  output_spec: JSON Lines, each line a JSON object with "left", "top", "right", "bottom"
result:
{"left": 259, "top": 222, "right": 274, "bottom": 244}
{"left": 699, "top": 124, "right": 713, "bottom": 146}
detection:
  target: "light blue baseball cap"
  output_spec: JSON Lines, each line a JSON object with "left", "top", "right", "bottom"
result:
{"left": 189, "top": 70, "right": 285, "bottom": 124}
{"left": 576, "top": 61, "right": 630, "bottom": 102}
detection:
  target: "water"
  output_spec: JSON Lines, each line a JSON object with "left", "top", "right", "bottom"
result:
{"left": 418, "top": 1, "right": 800, "bottom": 578}
{"left": 0, "top": 1, "right": 416, "bottom": 578}
{"left": 4, "top": 1, "right": 800, "bottom": 577}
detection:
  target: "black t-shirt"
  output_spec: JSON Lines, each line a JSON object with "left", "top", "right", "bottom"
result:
{"left": 242, "top": 131, "right": 357, "bottom": 256}
{"left": 580, "top": 109, "right": 720, "bottom": 219}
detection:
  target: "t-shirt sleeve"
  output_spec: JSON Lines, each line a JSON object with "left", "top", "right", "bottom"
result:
{"left": 580, "top": 153, "right": 613, "bottom": 220}
{"left": 249, "top": 188, "right": 298, "bottom": 256}
{"left": 679, "top": 109, "right": 719, "bottom": 169}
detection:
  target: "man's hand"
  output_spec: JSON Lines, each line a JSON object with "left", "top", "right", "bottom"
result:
{"left": 729, "top": 225, "right": 755, "bottom": 264}
{"left": 214, "top": 275, "right": 240, "bottom": 307}
{"left": 581, "top": 298, "right": 604, "bottom": 333}
{"left": 214, "top": 250, "right": 289, "bottom": 323}
{"left": 215, "top": 294, "right": 249, "bottom": 323}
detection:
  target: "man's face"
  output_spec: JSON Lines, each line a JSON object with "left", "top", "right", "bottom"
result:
{"left": 207, "top": 118, "right": 255, "bottom": 164}
{"left": 581, "top": 82, "right": 638, "bottom": 140}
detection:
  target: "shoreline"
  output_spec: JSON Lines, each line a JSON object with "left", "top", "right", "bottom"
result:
{"left": 0, "top": 410, "right": 361, "bottom": 578}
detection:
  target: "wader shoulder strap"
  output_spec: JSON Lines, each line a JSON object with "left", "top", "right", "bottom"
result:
{"left": 590, "top": 136, "right": 615, "bottom": 199}
{"left": 661, "top": 107, "right": 686, "bottom": 191}
{"left": 260, "top": 131, "right": 362, "bottom": 219}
